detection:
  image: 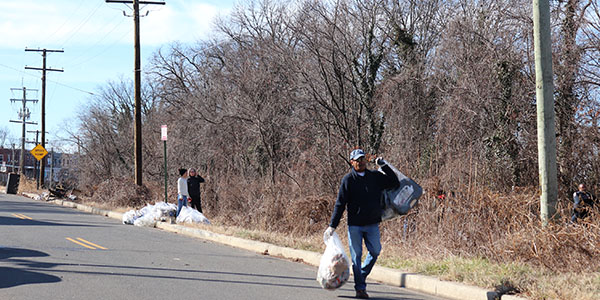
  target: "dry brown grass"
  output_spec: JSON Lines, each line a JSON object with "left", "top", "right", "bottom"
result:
{"left": 91, "top": 177, "right": 156, "bottom": 209}
{"left": 17, "top": 176, "right": 42, "bottom": 194}
{"left": 69, "top": 176, "right": 600, "bottom": 299}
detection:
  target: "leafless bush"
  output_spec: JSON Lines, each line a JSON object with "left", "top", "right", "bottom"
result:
{"left": 380, "top": 185, "right": 600, "bottom": 274}
{"left": 71, "top": 0, "right": 600, "bottom": 284}
{"left": 93, "top": 177, "right": 155, "bottom": 209}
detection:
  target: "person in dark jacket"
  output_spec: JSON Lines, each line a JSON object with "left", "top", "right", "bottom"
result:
{"left": 572, "top": 183, "right": 595, "bottom": 222}
{"left": 187, "top": 168, "right": 205, "bottom": 213}
{"left": 325, "top": 149, "right": 400, "bottom": 299}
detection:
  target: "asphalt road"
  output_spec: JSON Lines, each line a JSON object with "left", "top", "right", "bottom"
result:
{"left": 0, "top": 192, "right": 447, "bottom": 300}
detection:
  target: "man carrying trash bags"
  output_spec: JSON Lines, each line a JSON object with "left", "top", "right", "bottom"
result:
{"left": 320, "top": 148, "right": 421, "bottom": 299}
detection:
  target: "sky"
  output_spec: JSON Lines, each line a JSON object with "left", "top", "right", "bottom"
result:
{"left": 0, "top": 0, "right": 236, "bottom": 152}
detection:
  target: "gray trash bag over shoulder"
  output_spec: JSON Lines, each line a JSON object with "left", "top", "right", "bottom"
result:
{"left": 380, "top": 163, "right": 422, "bottom": 221}
{"left": 317, "top": 232, "right": 350, "bottom": 290}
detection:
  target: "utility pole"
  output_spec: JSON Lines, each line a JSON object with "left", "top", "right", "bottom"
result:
{"left": 533, "top": 0, "right": 558, "bottom": 226}
{"left": 9, "top": 87, "right": 38, "bottom": 175}
{"left": 106, "top": 0, "right": 166, "bottom": 186}
{"left": 25, "top": 48, "right": 63, "bottom": 188}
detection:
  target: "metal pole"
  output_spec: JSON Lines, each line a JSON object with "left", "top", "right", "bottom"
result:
{"left": 164, "top": 140, "right": 168, "bottom": 203}
{"left": 533, "top": 0, "right": 558, "bottom": 226}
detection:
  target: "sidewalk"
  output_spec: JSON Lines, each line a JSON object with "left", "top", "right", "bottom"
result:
{"left": 24, "top": 193, "right": 527, "bottom": 300}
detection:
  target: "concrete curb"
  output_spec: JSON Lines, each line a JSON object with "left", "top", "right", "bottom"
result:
{"left": 23, "top": 193, "right": 527, "bottom": 300}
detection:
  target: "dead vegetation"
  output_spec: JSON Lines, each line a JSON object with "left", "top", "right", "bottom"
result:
{"left": 60, "top": 1, "right": 600, "bottom": 299}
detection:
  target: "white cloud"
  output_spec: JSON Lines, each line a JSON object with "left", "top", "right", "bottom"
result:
{"left": 141, "top": 2, "right": 222, "bottom": 45}
{"left": 0, "top": 1, "right": 228, "bottom": 50}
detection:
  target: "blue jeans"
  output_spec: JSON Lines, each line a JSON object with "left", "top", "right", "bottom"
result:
{"left": 177, "top": 195, "right": 187, "bottom": 217}
{"left": 348, "top": 224, "right": 381, "bottom": 291}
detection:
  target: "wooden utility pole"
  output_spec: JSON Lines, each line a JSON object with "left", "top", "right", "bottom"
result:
{"left": 106, "top": 0, "right": 166, "bottom": 186}
{"left": 533, "top": 0, "right": 558, "bottom": 226}
{"left": 25, "top": 48, "right": 63, "bottom": 188}
{"left": 9, "top": 87, "right": 38, "bottom": 175}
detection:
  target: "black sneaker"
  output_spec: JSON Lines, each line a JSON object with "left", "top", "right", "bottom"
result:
{"left": 355, "top": 290, "right": 369, "bottom": 299}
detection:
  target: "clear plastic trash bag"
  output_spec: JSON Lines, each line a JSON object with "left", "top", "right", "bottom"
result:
{"left": 176, "top": 206, "right": 210, "bottom": 224}
{"left": 133, "top": 212, "right": 158, "bottom": 227}
{"left": 123, "top": 202, "right": 177, "bottom": 225}
{"left": 317, "top": 232, "right": 350, "bottom": 290}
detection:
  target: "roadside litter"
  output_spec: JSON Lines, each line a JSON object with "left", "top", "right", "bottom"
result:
{"left": 176, "top": 206, "right": 210, "bottom": 224}
{"left": 122, "top": 202, "right": 210, "bottom": 227}
{"left": 317, "top": 232, "right": 350, "bottom": 290}
{"left": 34, "top": 192, "right": 50, "bottom": 201}
{"left": 122, "top": 202, "right": 176, "bottom": 227}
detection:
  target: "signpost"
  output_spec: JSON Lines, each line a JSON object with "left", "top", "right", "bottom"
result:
{"left": 30, "top": 144, "right": 49, "bottom": 190}
{"left": 161, "top": 125, "right": 168, "bottom": 203}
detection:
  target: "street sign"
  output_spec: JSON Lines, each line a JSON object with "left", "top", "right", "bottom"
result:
{"left": 161, "top": 125, "right": 168, "bottom": 141}
{"left": 30, "top": 144, "right": 48, "bottom": 161}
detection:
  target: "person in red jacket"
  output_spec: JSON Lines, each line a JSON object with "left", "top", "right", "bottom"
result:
{"left": 325, "top": 149, "right": 399, "bottom": 299}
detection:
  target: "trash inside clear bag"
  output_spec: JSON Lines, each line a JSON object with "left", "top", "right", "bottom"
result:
{"left": 316, "top": 232, "right": 350, "bottom": 290}
{"left": 176, "top": 206, "right": 210, "bottom": 224}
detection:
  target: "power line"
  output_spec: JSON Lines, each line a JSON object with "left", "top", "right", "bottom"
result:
{"left": 41, "top": 1, "right": 87, "bottom": 45}
{"left": 59, "top": 2, "right": 105, "bottom": 48}
{"left": 0, "top": 63, "right": 94, "bottom": 95}
{"left": 66, "top": 19, "right": 132, "bottom": 68}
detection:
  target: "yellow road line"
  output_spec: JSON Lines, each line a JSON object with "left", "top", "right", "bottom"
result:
{"left": 11, "top": 213, "right": 25, "bottom": 219}
{"left": 12, "top": 213, "right": 32, "bottom": 220}
{"left": 66, "top": 237, "right": 96, "bottom": 249}
{"left": 19, "top": 214, "right": 33, "bottom": 220}
{"left": 76, "top": 238, "right": 108, "bottom": 250}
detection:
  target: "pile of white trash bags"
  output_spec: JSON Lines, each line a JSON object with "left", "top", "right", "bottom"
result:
{"left": 317, "top": 232, "right": 350, "bottom": 290}
{"left": 122, "top": 202, "right": 210, "bottom": 227}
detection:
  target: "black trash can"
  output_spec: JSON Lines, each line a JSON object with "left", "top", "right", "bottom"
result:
{"left": 7, "top": 173, "right": 20, "bottom": 194}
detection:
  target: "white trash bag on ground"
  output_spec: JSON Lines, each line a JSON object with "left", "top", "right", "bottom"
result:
{"left": 122, "top": 202, "right": 177, "bottom": 226}
{"left": 176, "top": 206, "right": 210, "bottom": 224}
{"left": 154, "top": 202, "right": 177, "bottom": 216}
{"left": 133, "top": 212, "right": 158, "bottom": 227}
{"left": 122, "top": 209, "right": 142, "bottom": 225}
{"left": 317, "top": 232, "right": 350, "bottom": 290}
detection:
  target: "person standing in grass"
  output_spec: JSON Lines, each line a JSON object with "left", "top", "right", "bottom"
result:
{"left": 177, "top": 168, "right": 189, "bottom": 217}
{"left": 324, "top": 149, "right": 400, "bottom": 299}
{"left": 187, "top": 168, "right": 205, "bottom": 213}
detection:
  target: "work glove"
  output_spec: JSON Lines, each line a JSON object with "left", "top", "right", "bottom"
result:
{"left": 375, "top": 157, "right": 387, "bottom": 167}
{"left": 324, "top": 226, "right": 335, "bottom": 240}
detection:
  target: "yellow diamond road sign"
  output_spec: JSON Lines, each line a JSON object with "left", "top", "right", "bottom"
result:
{"left": 30, "top": 144, "right": 48, "bottom": 161}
